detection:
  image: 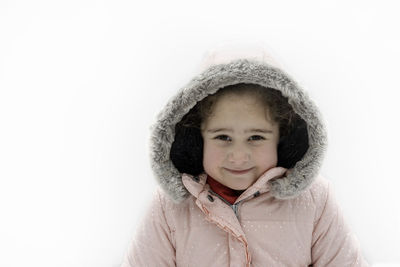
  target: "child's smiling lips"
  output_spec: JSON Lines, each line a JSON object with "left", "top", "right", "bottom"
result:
{"left": 224, "top": 167, "right": 253, "bottom": 174}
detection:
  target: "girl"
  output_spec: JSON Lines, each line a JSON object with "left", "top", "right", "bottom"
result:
{"left": 121, "top": 44, "right": 370, "bottom": 266}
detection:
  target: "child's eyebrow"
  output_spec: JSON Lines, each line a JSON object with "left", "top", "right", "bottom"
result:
{"left": 206, "top": 128, "right": 273, "bottom": 134}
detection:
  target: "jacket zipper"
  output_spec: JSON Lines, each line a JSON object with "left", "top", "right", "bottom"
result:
{"left": 232, "top": 202, "right": 239, "bottom": 218}
{"left": 208, "top": 189, "right": 249, "bottom": 221}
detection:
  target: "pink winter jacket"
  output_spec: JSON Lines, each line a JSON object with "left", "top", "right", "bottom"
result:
{"left": 121, "top": 42, "right": 370, "bottom": 266}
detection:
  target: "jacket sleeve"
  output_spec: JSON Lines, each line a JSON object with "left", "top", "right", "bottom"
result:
{"left": 311, "top": 178, "right": 370, "bottom": 266}
{"left": 121, "top": 187, "right": 176, "bottom": 267}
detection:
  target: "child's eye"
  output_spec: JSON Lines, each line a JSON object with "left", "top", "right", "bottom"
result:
{"left": 214, "top": 135, "right": 231, "bottom": 141}
{"left": 249, "top": 135, "right": 265, "bottom": 141}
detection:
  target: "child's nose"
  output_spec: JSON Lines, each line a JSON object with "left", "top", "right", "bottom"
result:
{"left": 227, "top": 147, "right": 251, "bottom": 165}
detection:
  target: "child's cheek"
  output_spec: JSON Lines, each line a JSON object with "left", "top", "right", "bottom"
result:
{"left": 203, "top": 143, "right": 225, "bottom": 168}
{"left": 255, "top": 145, "right": 278, "bottom": 166}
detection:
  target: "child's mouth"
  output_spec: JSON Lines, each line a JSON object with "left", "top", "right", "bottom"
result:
{"left": 225, "top": 168, "right": 253, "bottom": 174}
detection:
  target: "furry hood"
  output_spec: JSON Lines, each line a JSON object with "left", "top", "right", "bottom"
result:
{"left": 148, "top": 43, "right": 328, "bottom": 204}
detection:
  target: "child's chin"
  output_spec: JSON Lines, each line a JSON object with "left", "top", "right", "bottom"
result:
{"left": 226, "top": 177, "right": 254, "bottom": 190}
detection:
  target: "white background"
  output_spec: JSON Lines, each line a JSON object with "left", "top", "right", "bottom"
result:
{"left": 1, "top": 0, "right": 399, "bottom": 266}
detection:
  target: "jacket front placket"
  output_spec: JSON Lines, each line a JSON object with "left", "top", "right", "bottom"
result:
{"left": 182, "top": 173, "right": 253, "bottom": 266}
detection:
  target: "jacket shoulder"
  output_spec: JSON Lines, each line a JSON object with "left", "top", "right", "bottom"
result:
{"left": 307, "top": 174, "right": 332, "bottom": 223}
{"left": 154, "top": 186, "right": 194, "bottom": 229}
{"left": 307, "top": 175, "right": 370, "bottom": 266}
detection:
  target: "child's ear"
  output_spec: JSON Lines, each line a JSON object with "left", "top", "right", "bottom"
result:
{"left": 170, "top": 126, "right": 204, "bottom": 176}
{"left": 277, "top": 117, "right": 309, "bottom": 169}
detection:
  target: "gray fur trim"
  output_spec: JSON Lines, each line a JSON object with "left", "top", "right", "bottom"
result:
{"left": 149, "top": 59, "right": 328, "bottom": 204}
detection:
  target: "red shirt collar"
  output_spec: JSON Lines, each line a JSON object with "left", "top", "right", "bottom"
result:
{"left": 206, "top": 174, "right": 245, "bottom": 205}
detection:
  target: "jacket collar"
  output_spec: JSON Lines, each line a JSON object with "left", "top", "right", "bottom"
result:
{"left": 182, "top": 167, "right": 288, "bottom": 204}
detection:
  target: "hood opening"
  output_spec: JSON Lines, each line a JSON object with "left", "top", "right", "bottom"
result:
{"left": 170, "top": 83, "right": 309, "bottom": 176}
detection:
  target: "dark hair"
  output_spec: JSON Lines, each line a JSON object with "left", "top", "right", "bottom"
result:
{"left": 170, "top": 83, "right": 309, "bottom": 175}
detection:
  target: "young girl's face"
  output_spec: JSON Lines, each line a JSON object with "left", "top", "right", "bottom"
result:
{"left": 201, "top": 93, "right": 280, "bottom": 190}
